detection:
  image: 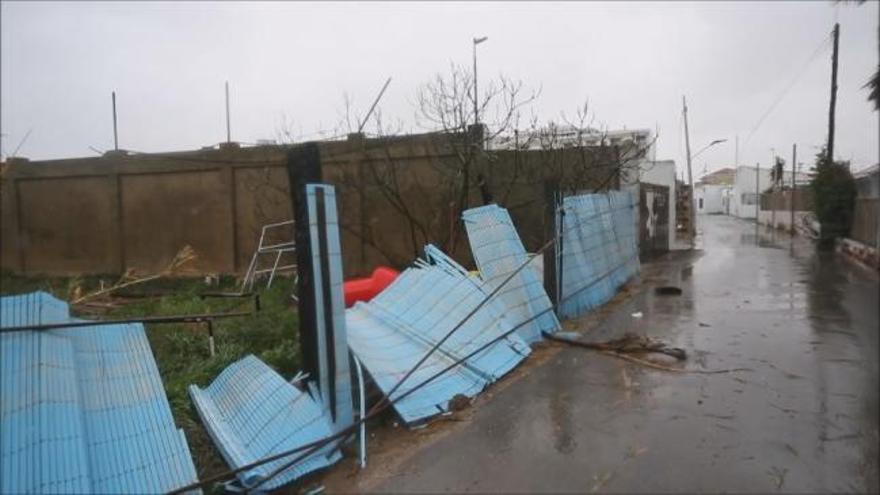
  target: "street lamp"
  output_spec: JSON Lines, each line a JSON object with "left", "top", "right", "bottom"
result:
{"left": 692, "top": 139, "right": 727, "bottom": 160}
{"left": 473, "top": 36, "right": 488, "bottom": 127}
{"left": 687, "top": 137, "right": 726, "bottom": 241}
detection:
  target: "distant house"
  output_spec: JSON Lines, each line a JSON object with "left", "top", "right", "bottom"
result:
{"left": 695, "top": 167, "right": 735, "bottom": 214}
{"left": 729, "top": 166, "right": 771, "bottom": 219}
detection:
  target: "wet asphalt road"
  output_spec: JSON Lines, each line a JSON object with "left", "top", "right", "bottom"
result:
{"left": 373, "top": 215, "right": 880, "bottom": 493}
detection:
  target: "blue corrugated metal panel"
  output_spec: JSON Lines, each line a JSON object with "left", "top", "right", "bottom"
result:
{"left": 346, "top": 248, "right": 530, "bottom": 425}
{"left": 304, "top": 184, "right": 353, "bottom": 434}
{"left": 558, "top": 191, "right": 639, "bottom": 319}
{"left": 0, "top": 291, "right": 70, "bottom": 328}
{"left": 188, "top": 355, "right": 341, "bottom": 490}
{"left": 462, "top": 205, "right": 560, "bottom": 343}
{"left": 0, "top": 291, "right": 199, "bottom": 494}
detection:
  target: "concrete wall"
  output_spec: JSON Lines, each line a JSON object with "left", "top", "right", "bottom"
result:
{"left": 1, "top": 133, "right": 626, "bottom": 278}
{"left": 757, "top": 188, "right": 814, "bottom": 232}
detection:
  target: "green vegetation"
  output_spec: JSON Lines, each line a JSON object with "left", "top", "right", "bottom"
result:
{"left": 809, "top": 146, "right": 857, "bottom": 245}
{"left": 0, "top": 272, "right": 301, "bottom": 483}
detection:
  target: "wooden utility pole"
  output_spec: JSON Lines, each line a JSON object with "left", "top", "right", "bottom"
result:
{"left": 791, "top": 143, "right": 797, "bottom": 233}
{"left": 827, "top": 23, "right": 840, "bottom": 161}
{"left": 682, "top": 96, "right": 695, "bottom": 245}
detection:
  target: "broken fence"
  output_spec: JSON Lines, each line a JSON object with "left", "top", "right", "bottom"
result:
{"left": 0, "top": 292, "right": 199, "bottom": 494}
{"left": 179, "top": 187, "right": 641, "bottom": 492}
{"left": 346, "top": 245, "right": 532, "bottom": 425}
{"left": 556, "top": 190, "right": 640, "bottom": 319}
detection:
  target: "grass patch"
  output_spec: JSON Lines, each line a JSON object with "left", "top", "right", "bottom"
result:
{"left": 0, "top": 271, "right": 301, "bottom": 484}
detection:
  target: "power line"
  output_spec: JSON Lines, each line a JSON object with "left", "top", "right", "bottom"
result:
{"left": 743, "top": 30, "right": 833, "bottom": 148}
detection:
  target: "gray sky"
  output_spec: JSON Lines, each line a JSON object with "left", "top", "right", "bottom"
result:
{"left": 2, "top": 1, "right": 877, "bottom": 176}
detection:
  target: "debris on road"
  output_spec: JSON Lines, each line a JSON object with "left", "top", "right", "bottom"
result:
{"left": 654, "top": 286, "right": 683, "bottom": 296}
{"left": 548, "top": 331, "right": 688, "bottom": 360}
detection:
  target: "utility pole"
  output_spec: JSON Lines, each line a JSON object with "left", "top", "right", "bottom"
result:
{"left": 770, "top": 148, "right": 776, "bottom": 229}
{"left": 734, "top": 135, "right": 739, "bottom": 168}
{"left": 755, "top": 162, "right": 760, "bottom": 224}
{"left": 682, "top": 96, "right": 696, "bottom": 246}
{"left": 827, "top": 23, "right": 840, "bottom": 162}
{"left": 112, "top": 91, "right": 119, "bottom": 151}
{"left": 791, "top": 143, "right": 797, "bottom": 233}
{"left": 225, "top": 81, "right": 232, "bottom": 144}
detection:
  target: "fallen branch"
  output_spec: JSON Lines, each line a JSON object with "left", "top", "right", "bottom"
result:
{"left": 545, "top": 332, "right": 752, "bottom": 374}
{"left": 71, "top": 245, "right": 198, "bottom": 305}
{"left": 548, "top": 331, "right": 687, "bottom": 360}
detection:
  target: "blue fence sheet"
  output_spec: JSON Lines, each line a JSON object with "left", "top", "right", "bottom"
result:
{"left": 189, "top": 355, "right": 341, "bottom": 491}
{"left": 462, "top": 205, "right": 560, "bottom": 343}
{"left": 557, "top": 190, "right": 639, "bottom": 319}
{"left": 0, "top": 291, "right": 199, "bottom": 494}
{"left": 346, "top": 246, "right": 531, "bottom": 425}
{"left": 304, "top": 184, "right": 353, "bottom": 433}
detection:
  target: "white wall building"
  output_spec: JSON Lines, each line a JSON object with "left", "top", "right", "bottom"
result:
{"left": 695, "top": 184, "right": 731, "bottom": 214}
{"left": 731, "top": 166, "right": 773, "bottom": 219}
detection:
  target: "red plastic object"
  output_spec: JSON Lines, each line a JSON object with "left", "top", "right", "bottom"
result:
{"left": 343, "top": 266, "right": 400, "bottom": 307}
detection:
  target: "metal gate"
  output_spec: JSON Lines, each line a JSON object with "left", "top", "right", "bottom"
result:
{"left": 639, "top": 182, "right": 670, "bottom": 258}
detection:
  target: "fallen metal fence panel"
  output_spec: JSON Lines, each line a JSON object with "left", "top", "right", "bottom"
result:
{"left": 462, "top": 205, "right": 561, "bottom": 343}
{"left": 346, "top": 246, "right": 530, "bottom": 425}
{"left": 188, "top": 355, "right": 341, "bottom": 491}
{"left": 0, "top": 291, "right": 199, "bottom": 494}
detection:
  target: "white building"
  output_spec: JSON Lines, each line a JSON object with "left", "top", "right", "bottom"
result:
{"left": 695, "top": 184, "right": 731, "bottom": 214}
{"left": 489, "top": 126, "right": 654, "bottom": 156}
{"left": 731, "top": 166, "right": 774, "bottom": 219}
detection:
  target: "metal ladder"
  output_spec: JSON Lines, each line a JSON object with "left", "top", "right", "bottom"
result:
{"left": 241, "top": 220, "right": 298, "bottom": 296}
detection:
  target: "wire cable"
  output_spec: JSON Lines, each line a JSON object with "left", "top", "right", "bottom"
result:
{"left": 743, "top": 30, "right": 833, "bottom": 148}
{"left": 167, "top": 166, "right": 633, "bottom": 494}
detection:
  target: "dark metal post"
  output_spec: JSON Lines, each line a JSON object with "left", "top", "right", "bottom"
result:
{"left": 791, "top": 143, "right": 797, "bottom": 233}
{"left": 543, "top": 181, "right": 560, "bottom": 312}
{"left": 286, "top": 143, "right": 323, "bottom": 384}
{"left": 112, "top": 91, "right": 119, "bottom": 151}
{"left": 225, "top": 81, "right": 232, "bottom": 144}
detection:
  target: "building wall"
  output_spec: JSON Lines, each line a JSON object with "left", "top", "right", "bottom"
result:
{"left": 636, "top": 160, "right": 676, "bottom": 248}
{"left": 731, "top": 166, "right": 773, "bottom": 219}
{"left": 695, "top": 184, "right": 729, "bottom": 214}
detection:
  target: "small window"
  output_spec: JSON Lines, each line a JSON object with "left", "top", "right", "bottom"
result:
{"left": 741, "top": 193, "right": 757, "bottom": 205}
{"left": 699, "top": 198, "right": 704, "bottom": 209}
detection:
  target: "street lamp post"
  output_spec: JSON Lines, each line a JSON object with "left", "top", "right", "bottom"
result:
{"left": 473, "top": 36, "right": 488, "bottom": 127}
{"left": 692, "top": 139, "right": 728, "bottom": 161}
{"left": 688, "top": 138, "right": 727, "bottom": 240}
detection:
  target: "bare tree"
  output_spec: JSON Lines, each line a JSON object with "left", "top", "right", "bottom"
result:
{"left": 413, "top": 62, "right": 540, "bottom": 252}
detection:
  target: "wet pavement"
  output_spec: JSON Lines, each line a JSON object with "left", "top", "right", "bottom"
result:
{"left": 365, "top": 215, "right": 880, "bottom": 493}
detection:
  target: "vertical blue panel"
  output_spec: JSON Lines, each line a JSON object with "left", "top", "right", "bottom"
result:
{"left": 305, "top": 184, "right": 353, "bottom": 434}
{"left": 462, "top": 205, "right": 560, "bottom": 343}
{"left": 557, "top": 190, "right": 639, "bottom": 319}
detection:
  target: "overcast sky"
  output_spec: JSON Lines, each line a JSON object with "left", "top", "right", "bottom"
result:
{"left": 2, "top": 1, "right": 877, "bottom": 176}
